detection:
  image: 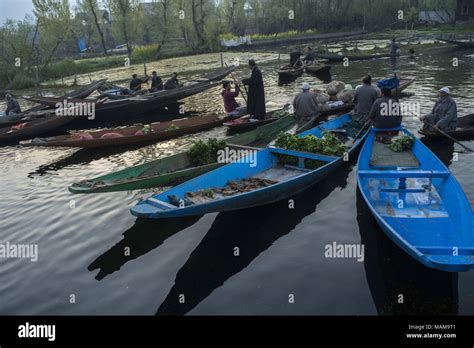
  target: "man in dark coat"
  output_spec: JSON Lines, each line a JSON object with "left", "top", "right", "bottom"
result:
{"left": 129, "top": 74, "right": 144, "bottom": 91}
{"left": 242, "top": 60, "right": 266, "bottom": 120}
{"left": 369, "top": 88, "right": 402, "bottom": 129}
{"left": 164, "top": 72, "right": 181, "bottom": 90}
{"left": 5, "top": 94, "right": 22, "bottom": 115}
{"left": 150, "top": 71, "right": 163, "bottom": 92}
{"left": 421, "top": 87, "right": 458, "bottom": 133}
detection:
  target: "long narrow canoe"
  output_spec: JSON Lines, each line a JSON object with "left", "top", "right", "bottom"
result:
{"left": 130, "top": 113, "right": 368, "bottom": 219}
{"left": 437, "top": 38, "right": 474, "bottom": 48}
{"left": 68, "top": 116, "right": 297, "bottom": 194}
{"left": 419, "top": 114, "right": 474, "bottom": 139}
{"left": 0, "top": 113, "right": 74, "bottom": 144}
{"left": 277, "top": 64, "right": 305, "bottom": 78}
{"left": 0, "top": 79, "right": 107, "bottom": 128}
{"left": 357, "top": 127, "right": 474, "bottom": 272}
{"left": 314, "top": 52, "right": 396, "bottom": 62}
{"left": 21, "top": 114, "right": 238, "bottom": 148}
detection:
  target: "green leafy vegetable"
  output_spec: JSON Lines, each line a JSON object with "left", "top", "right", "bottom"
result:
{"left": 188, "top": 138, "right": 227, "bottom": 166}
{"left": 388, "top": 135, "right": 415, "bottom": 152}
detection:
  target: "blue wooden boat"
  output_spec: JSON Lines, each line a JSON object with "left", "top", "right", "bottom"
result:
{"left": 131, "top": 113, "right": 368, "bottom": 219}
{"left": 357, "top": 127, "right": 474, "bottom": 272}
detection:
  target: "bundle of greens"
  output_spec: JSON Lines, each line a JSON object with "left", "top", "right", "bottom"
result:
{"left": 188, "top": 138, "right": 227, "bottom": 166}
{"left": 274, "top": 132, "right": 347, "bottom": 169}
{"left": 273, "top": 109, "right": 293, "bottom": 119}
{"left": 388, "top": 135, "right": 415, "bottom": 152}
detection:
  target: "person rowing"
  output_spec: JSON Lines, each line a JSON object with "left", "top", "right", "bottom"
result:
{"left": 293, "top": 83, "right": 321, "bottom": 123}
{"left": 242, "top": 59, "right": 266, "bottom": 120}
{"left": 150, "top": 71, "right": 163, "bottom": 92}
{"left": 129, "top": 74, "right": 147, "bottom": 92}
{"left": 164, "top": 72, "right": 182, "bottom": 90}
{"left": 420, "top": 87, "right": 458, "bottom": 134}
{"left": 4, "top": 94, "right": 22, "bottom": 115}
{"left": 221, "top": 81, "right": 246, "bottom": 116}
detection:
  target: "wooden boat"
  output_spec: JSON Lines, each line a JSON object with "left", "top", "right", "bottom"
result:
{"left": 418, "top": 114, "right": 474, "bottom": 139}
{"left": 21, "top": 114, "right": 237, "bottom": 148}
{"left": 0, "top": 113, "right": 75, "bottom": 144}
{"left": 130, "top": 113, "right": 368, "bottom": 219}
{"left": 305, "top": 62, "right": 331, "bottom": 74}
{"left": 314, "top": 52, "right": 395, "bottom": 62}
{"left": 277, "top": 64, "right": 305, "bottom": 78}
{"left": 23, "top": 96, "right": 104, "bottom": 108}
{"left": 357, "top": 127, "right": 474, "bottom": 272}
{"left": 26, "top": 81, "right": 222, "bottom": 123}
{"left": 200, "top": 66, "right": 237, "bottom": 82}
{"left": 68, "top": 116, "right": 297, "bottom": 194}
{"left": 0, "top": 79, "right": 107, "bottom": 128}
{"left": 437, "top": 38, "right": 474, "bottom": 49}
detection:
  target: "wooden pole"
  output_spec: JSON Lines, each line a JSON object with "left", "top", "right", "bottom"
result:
{"left": 220, "top": 53, "right": 224, "bottom": 68}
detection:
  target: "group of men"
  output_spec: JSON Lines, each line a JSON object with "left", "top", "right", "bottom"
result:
{"left": 129, "top": 71, "right": 181, "bottom": 93}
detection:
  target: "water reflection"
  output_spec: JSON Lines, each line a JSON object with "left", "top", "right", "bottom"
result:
{"left": 88, "top": 217, "right": 202, "bottom": 280}
{"left": 421, "top": 138, "right": 456, "bottom": 167}
{"left": 156, "top": 164, "right": 352, "bottom": 315}
{"left": 357, "top": 189, "right": 459, "bottom": 315}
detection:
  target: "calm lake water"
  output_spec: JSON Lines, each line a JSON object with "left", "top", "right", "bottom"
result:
{"left": 1, "top": 42, "right": 474, "bottom": 315}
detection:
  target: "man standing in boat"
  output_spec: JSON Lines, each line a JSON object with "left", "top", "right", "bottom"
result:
{"left": 4, "top": 94, "right": 22, "bottom": 115}
{"left": 353, "top": 75, "right": 379, "bottom": 124}
{"left": 242, "top": 60, "right": 266, "bottom": 120}
{"left": 164, "top": 72, "right": 182, "bottom": 90}
{"left": 389, "top": 38, "right": 401, "bottom": 56}
{"left": 150, "top": 71, "right": 163, "bottom": 92}
{"left": 293, "top": 83, "right": 321, "bottom": 122}
{"left": 420, "top": 87, "right": 458, "bottom": 133}
{"left": 221, "top": 81, "right": 246, "bottom": 116}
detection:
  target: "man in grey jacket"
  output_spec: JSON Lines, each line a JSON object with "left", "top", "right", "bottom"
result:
{"left": 293, "top": 83, "right": 321, "bottom": 121}
{"left": 353, "top": 75, "right": 379, "bottom": 123}
{"left": 421, "top": 87, "right": 458, "bottom": 133}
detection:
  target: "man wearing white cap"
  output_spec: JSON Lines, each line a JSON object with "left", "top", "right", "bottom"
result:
{"left": 420, "top": 87, "right": 458, "bottom": 133}
{"left": 293, "top": 83, "right": 321, "bottom": 122}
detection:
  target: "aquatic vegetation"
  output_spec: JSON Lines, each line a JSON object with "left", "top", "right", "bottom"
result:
{"left": 188, "top": 138, "right": 227, "bottom": 166}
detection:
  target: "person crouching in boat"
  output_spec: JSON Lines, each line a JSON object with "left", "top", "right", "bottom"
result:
{"left": 420, "top": 87, "right": 458, "bottom": 134}
{"left": 221, "top": 81, "right": 247, "bottom": 116}
{"left": 293, "top": 83, "right": 321, "bottom": 123}
{"left": 164, "top": 72, "right": 182, "bottom": 90}
{"left": 5, "top": 94, "right": 22, "bottom": 115}
{"left": 150, "top": 71, "right": 163, "bottom": 92}
{"left": 369, "top": 88, "right": 402, "bottom": 129}
{"left": 242, "top": 59, "right": 266, "bottom": 120}
{"left": 353, "top": 75, "right": 379, "bottom": 124}
{"left": 303, "top": 46, "right": 316, "bottom": 64}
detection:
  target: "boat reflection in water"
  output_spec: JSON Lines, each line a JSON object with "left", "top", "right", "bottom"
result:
{"left": 88, "top": 216, "right": 202, "bottom": 280}
{"left": 356, "top": 189, "right": 458, "bottom": 315}
{"left": 156, "top": 164, "right": 352, "bottom": 315}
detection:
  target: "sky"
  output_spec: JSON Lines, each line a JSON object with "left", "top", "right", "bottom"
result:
{"left": 0, "top": 0, "right": 83, "bottom": 24}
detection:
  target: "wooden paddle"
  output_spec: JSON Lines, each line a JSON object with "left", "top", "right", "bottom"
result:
{"left": 225, "top": 63, "right": 248, "bottom": 103}
{"left": 350, "top": 119, "right": 372, "bottom": 145}
{"left": 422, "top": 119, "right": 474, "bottom": 152}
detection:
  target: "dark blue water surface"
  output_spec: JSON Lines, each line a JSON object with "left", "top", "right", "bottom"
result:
{"left": 1, "top": 43, "right": 474, "bottom": 315}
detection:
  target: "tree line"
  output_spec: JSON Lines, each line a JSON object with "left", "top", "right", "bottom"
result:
{"left": 0, "top": 0, "right": 457, "bottom": 89}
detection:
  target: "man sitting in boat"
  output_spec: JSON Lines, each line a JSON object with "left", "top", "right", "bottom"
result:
{"left": 293, "top": 83, "right": 321, "bottom": 122}
{"left": 4, "top": 94, "right": 22, "bottom": 115}
{"left": 420, "top": 87, "right": 458, "bottom": 133}
{"left": 221, "top": 81, "right": 246, "bottom": 116}
{"left": 353, "top": 75, "right": 379, "bottom": 124}
{"left": 369, "top": 88, "right": 402, "bottom": 130}
{"left": 389, "top": 38, "right": 401, "bottom": 56}
{"left": 150, "top": 71, "right": 163, "bottom": 92}
{"left": 242, "top": 59, "right": 266, "bottom": 120}
{"left": 129, "top": 74, "right": 145, "bottom": 92}
{"left": 164, "top": 72, "right": 182, "bottom": 90}
{"left": 303, "top": 47, "right": 316, "bottom": 64}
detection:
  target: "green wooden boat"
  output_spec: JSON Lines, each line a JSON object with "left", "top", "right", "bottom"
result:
{"left": 68, "top": 116, "right": 297, "bottom": 194}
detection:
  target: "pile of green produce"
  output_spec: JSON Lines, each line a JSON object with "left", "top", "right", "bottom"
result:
{"left": 388, "top": 135, "right": 415, "bottom": 152}
{"left": 166, "top": 124, "right": 180, "bottom": 131}
{"left": 188, "top": 138, "right": 227, "bottom": 166}
{"left": 273, "top": 109, "right": 293, "bottom": 119}
{"left": 274, "top": 132, "right": 347, "bottom": 169}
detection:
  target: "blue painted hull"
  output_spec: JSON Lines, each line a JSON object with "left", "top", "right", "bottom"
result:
{"left": 131, "top": 114, "right": 367, "bottom": 219}
{"left": 357, "top": 128, "right": 474, "bottom": 272}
